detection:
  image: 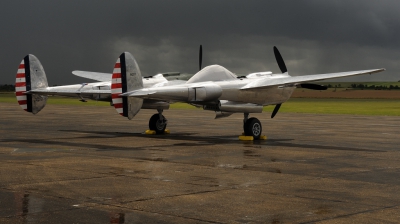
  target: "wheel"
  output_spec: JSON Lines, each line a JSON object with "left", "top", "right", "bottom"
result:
{"left": 149, "top": 114, "right": 167, "bottom": 134}
{"left": 244, "top": 117, "right": 262, "bottom": 139}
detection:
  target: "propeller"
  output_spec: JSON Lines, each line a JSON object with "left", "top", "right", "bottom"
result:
{"left": 300, "top": 83, "right": 328, "bottom": 90}
{"left": 273, "top": 46, "right": 287, "bottom": 73}
{"left": 199, "top": 45, "right": 203, "bottom": 71}
{"left": 270, "top": 46, "right": 287, "bottom": 119}
{"left": 271, "top": 104, "right": 281, "bottom": 118}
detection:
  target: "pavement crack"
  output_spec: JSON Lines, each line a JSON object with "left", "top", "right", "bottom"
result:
{"left": 301, "top": 204, "right": 400, "bottom": 223}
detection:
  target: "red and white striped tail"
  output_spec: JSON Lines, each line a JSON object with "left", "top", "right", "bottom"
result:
{"left": 15, "top": 54, "right": 48, "bottom": 114}
{"left": 111, "top": 58, "right": 124, "bottom": 116}
{"left": 111, "top": 52, "right": 143, "bottom": 119}
{"left": 15, "top": 60, "right": 28, "bottom": 111}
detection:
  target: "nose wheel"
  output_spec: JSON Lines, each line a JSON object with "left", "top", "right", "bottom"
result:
{"left": 149, "top": 109, "right": 167, "bottom": 134}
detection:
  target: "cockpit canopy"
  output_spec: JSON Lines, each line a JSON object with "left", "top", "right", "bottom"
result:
{"left": 186, "top": 65, "right": 236, "bottom": 83}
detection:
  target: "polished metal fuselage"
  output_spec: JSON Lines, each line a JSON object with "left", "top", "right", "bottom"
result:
{"left": 127, "top": 75, "right": 296, "bottom": 106}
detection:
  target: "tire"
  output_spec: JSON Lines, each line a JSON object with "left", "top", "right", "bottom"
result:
{"left": 244, "top": 117, "right": 262, "bottom": 139}
{"left": 149, "top": 114, "right": 167, "bottom": 134}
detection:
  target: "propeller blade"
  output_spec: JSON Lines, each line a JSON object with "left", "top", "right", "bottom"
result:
{"left": 271, "top": 104, "right": 282, "bottom": 118}
{"left": 273, "top": 46, "right": 287, "bottom": 73}
{"left": 300, "top": 83, "right": 328, "bottom": 90}
{"left": 199, "top": 45, "right": 203, "bottom": 71}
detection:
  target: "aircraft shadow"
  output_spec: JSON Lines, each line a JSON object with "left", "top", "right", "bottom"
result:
{"left": 52, "top": 129, "right": 383, "bottom": 153}
{"left": 0, "top": 130, "right": 383, "bottom": 153}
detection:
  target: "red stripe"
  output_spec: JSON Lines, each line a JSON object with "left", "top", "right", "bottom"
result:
{"left": 111, "top": 93, "right": 121, "bottom": 99}
{"left": 18, "top": 100, "right": 27, "bottom": 105}
{"left": 119, "top": 113, "right": 123, "bottom": 116}
{"left": 15, "top": 82, "right": 26, "bottom": 87}
{"left": 114, "top": 103, "right": 123, "bottom": 108}
{"left": 19, "top": 64, "right": 25, "bottom": 69}
{"left": 24, "top": 109, "right": 27, "bottom": 111}
{"left": 16, "top": 92, "right": 25, "bottom": 96}
{"left": 111, "top": 83, "right": 122, "bottom": 89}
{"left": 112, "top": 73, "right": 121, "bottom": 79}
{"left": 16, "top": 73, "right": 25, "bottom": 78}
{"left": 114, "top": 63, "right": 121, "bottom": 68}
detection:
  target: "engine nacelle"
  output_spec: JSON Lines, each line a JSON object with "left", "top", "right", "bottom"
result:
{"left": 203, "top": 100, "right": 263, "bottom": 113}
{"left": 188, "top": 83, "right": 222, "bottom": 102}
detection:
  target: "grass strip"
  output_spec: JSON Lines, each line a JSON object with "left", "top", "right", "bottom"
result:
{"left": 1, "top": 92, "right": 399, "bottom": 116}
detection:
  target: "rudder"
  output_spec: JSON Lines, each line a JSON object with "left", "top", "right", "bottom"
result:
{"left": 111, "top": 52, "right": 143, "bottom": 120}
{"left": 15, "top": 55, "right": 48, "bottom": 114}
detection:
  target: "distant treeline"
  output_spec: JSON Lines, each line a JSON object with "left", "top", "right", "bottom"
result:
{"left": 349, "top": 83, "right": 399, "bottom": 90}
{"left": 0, "top": 84, "right": 14, "bottom": 92}
{"left": 311, "top": 83, "right": 400, "bottom": 90}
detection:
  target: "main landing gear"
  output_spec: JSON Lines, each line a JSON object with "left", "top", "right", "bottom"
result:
{"left": 243, "top": 113, "right": 262, "bottom": 140}
{"left": 149, "top": 109, "right": 167, "bottom": 134}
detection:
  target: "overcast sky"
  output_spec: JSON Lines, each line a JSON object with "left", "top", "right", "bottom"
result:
{"left": 2, "top": 0, "right": 400, "bottom": 85}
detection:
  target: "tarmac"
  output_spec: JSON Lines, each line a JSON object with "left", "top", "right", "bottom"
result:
{"left": 1, "top": 102, "right": 400, "bottom": 223}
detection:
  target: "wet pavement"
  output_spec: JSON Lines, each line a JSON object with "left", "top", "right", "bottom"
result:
{"left": 1, "top": 103, "right": 400, "bottom": 223}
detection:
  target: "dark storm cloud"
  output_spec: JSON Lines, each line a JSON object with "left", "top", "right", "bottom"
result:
{"left": 2, "top": 0, "right": 400, "bottom": 85}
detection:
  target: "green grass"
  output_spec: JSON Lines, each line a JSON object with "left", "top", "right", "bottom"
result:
{"left": 263, "top": 98, "right": 400, "bottom": 116}
{"left": 0, "top": 92, "right": 110, "bottom": 106}
{"left": 2, "top": 92, "right": 399, "bottom": 116}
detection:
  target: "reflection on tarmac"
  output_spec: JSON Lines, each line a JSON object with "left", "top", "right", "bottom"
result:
{"left": 1, "top": 105, "right": 400, "bottom": 223}
{"left": 13, "top": 192, "right": 44, "bottom": 224}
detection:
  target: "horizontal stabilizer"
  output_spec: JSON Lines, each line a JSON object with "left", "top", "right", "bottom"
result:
{"left": 73, "top": 71, "right": 182, "bottom": 82}
{"left": 73, "top": 71, "right": 111, "bottom": 82}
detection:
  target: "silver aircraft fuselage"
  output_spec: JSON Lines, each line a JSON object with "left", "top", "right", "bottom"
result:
{"left": 125, "top": 69, "right": 295, "bottom": 106}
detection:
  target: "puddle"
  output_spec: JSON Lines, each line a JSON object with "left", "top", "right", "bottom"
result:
{"left": 11, "top": 148, "right": 68, "bottom": 153}
{"left": 217, "top": 164, "right": 244, "bottom": 169}
{"left": 0, "top": 189, "right": 171, "bottom": 223}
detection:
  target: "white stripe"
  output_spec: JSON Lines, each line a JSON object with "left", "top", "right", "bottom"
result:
{"left": 17, "top": 96, "right": 27, "bottom": 101}
{"left": 116, "top": 108, "right": 123, "bottom": 114}
{"left": 17, "top": 69, "right": 25, "bottom": 74}
{"left": 116, "top": 58, "right": 120, "bottom": 63}
{"left": 16, "top": 87, "right": 27, "bottom": 92}
{"left": 113, "top": 68, "right": 121, "bottom": 73}
{"left": 20, "top": 104, "right": 27, "bottom": 109}
{"left": 112, "top": 98, "right": 123, "bottom": 104}
{"left": 16, "top": 78, "right": 26, "bottom": 83}
{"left": 111, "top": 88, "right": 122, "bottom": 93}
{"left": 112, "top": 78, "right": 122, "bottom": 84}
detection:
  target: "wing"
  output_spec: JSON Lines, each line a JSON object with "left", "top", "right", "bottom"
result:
{"left": 241, "top": 69, "right": 385, "bottom": 90}
{"left": 72, "top": 70, "right": 111, "bottom": 82}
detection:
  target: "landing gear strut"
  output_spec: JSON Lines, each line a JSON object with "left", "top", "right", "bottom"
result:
{"left": 243, "top": 113, "right": 262, "bottom": 139}
{"left": 149, "top": 109, "right": 167, "bottom": 134}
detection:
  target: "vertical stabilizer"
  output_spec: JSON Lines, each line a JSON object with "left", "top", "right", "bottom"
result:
{"left": 111, "top": 52, "right": 143, "bottom": 120}
{"left": 15, "top": 55, "right": 48, "bottom": 114}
